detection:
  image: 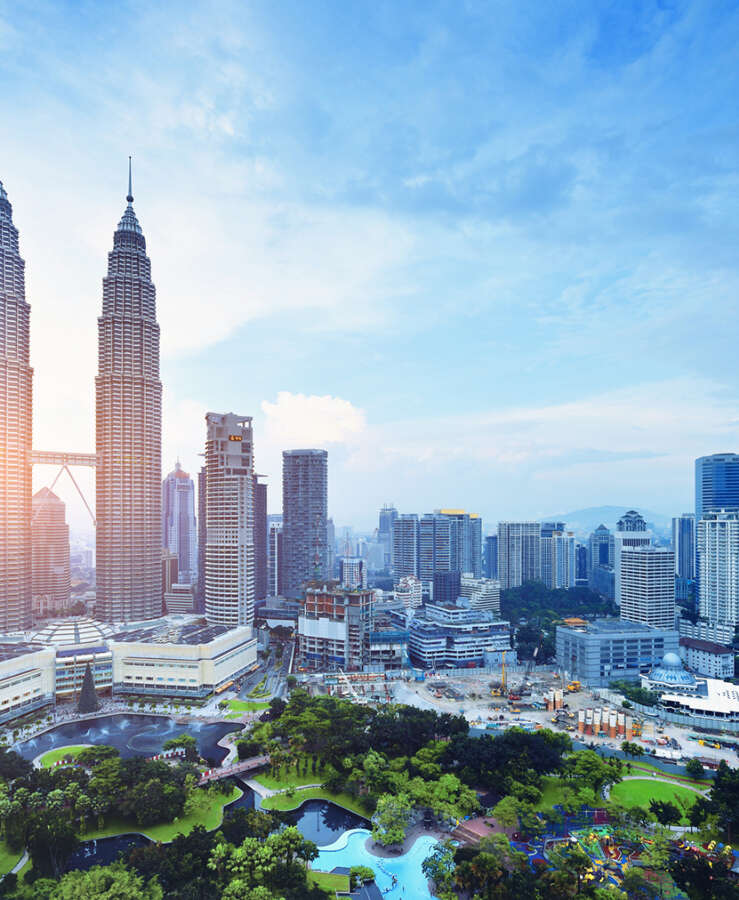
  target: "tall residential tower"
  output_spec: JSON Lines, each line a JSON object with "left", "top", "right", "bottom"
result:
{"left": 96, "top": 164, "right": 162, "bottom": 622}
{"left": 282, "top": 449, "right": 328, "bottom": 598}
{"left": 0, "top": 180, "right": 33, "bottom": 630}
{"left": 162, "top": 462, "right": 197, "bottom": 585}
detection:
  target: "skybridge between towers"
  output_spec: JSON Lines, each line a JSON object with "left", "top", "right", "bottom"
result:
{"left": 31, "top": 450, "right": 98, "bottom": 526}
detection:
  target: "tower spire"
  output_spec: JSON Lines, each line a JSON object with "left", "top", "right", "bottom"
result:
{"left": 126, "top": 156, "right": 133, "bottom": 204}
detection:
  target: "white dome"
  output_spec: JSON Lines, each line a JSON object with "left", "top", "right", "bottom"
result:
{"left": 661, "top": 652, "right": 681, "bottom": 668}
{"left": 32, "top": 617, "right": 113, "bottom": 647}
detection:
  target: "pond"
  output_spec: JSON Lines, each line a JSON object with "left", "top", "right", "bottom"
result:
{"left": 283, "top": 797, "right": 368, "bottom": 845}
{"left": 14, "top": 714, "right": 240, "bottom": 765}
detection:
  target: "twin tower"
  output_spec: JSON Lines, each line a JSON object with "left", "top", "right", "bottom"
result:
{"left": 0, "top": 167, "right": 162, "bottom": 630}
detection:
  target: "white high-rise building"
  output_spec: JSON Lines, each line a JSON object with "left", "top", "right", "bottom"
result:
{"left": 340, "top": 557, "right": 367, "bottom": 589}
{"left": 613, "top": 510, "right": 652, "bottom": 607}
{"left": 96, "top": 164, "right": 162, "bottom": 622}
{"left": 162, "top": 462, "right": 198, "bottom": 585}
{"left": 395, "top": 574, "right": 422, "bottom": 613}
{"left": 204, "top": 413, "right": 255, "bottom": 627}
{"left": 0, "top": 180, "right": 33, "bottom": 631}
{"left": 497, "top": 522, "right": 541, "bottom": 589}
{"left": 697, "top": 512, "right": 739, "bottom": 630}
{"left": 620, "top": 547, "right": 675, "bottom": 630}
{"left": 541, "top": 527, "right": 576, "bottom": 589}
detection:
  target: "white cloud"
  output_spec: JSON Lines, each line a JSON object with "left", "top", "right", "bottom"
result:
{"left": 261, "top": 392, "right": 367, "bottom": 447}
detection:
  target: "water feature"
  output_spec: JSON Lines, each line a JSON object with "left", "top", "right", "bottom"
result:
{"left": 14, "top": 714, "right": 240, "bottom": 765}
{"left": 314, "top": 829, "right": 440, "bottom": 898}
{"left": 65, "top": 834, "right": 151, "bottom": 872}
{"left": 284, "top": 798, "right": 368, "bottom": 845}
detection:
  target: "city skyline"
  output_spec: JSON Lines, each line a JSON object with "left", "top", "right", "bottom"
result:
{"left": 3, "top": 2, "right": 737, "bottom": 533}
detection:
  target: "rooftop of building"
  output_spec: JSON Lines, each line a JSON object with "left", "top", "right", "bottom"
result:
{"left": 660, "top": 676, "right": 739, "bottom": 714}
{"left": 680, "top": 636, "right": 734, "bottom": 655}
{"left": 31, "top": 617, "right": 114, "bottom": 647}
{"left": 558, "top": 617, "right": 672, "bottom": 636}
{"left": 110, "top": 616, "right": 245, "bottom": 646}
{"left": 648, "top": 652, "right": 698, "bottom": 687}
{"left": 0, "top": 642, "right": 49, "bottom": 661}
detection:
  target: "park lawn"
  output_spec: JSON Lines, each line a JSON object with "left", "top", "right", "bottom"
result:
{"left": 261, "top": 786, "right": 370, "bottom": 819}
{"left": 609, "top": 779, "right": 698, "bottom": 824}
{"left": 82, "top": 785, "right": 242, "bottom": 842}
{"left": 626, "top": 760, "right": 710, "bottom": 788}
{"left": 254, "top": 757, "right": 335, "bottom": 791}
{"left": 535, "top": 776, "right": 598, "bottom": 810}
{"left": 0, "top": 840, "right": 23, "bottom": 876}
{"left": 308, "top": 870, "right": 351, "bottom": 893}
{"left": 38, "top": 745, "right": 88, "bottom": 768}
{"left": 224, "top": 699, "right": 270, "bottom": 712}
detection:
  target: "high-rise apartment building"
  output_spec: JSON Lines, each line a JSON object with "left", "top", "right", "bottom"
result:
{"left": 497, "top": 522, "right": 541, "bottom": 589}
{"left": 613, "top": 510, "right": 652, "bottom": 607}
{"left": 96, "top": 167, "right": 162, "bottom": 622}
{"left": 395, "top": 574, "right": 423, "bottom": 613}
{"left": 696, "top": 454, "right": 739, "bottom": 519}
{"left": 697, "top": 512, "right": 739, "bottom": 630}
{"left": 340, "top": 557, "right": 367, "bottom": 589}
{"left": 439, "top": 510, "right": 482, "bottom": 577}
{"left": 484, "top": 535, "right": 498, "bottom": 579}
{"left": 196, "top": 466, "right": 206, "bottom": 613}
{"left": 541, "top": 526, "right": 576, "bottom": 589}
{"left": 31, "top": 488, "right": 71, "bottom": 617}
{"left": 0, "top": 180, "right": 33, "bottom": 631}
{"left": 620, "top": 548, "right": 676, "bottom": 630}
{"left": 282, "top": 449, "right": 328, "bottom": 598}
{"left": 162, "top": 462, "right": 197, "bottom": 585}
{"left": 672, "top": 513, "right": 696, "bottom": 581}
{"left": 459, "top": 574, "right": 501, "bottom": 614}
{"left": 419, "top": 513, "right": 452, "bottom": 585}
{"left": 268, "top": 518, "right": 283, "bottom": 597}
{"left": 392, "top": 514, "right": 419, "bottom": 583}
{"left": 204, "top": 413, "right": 255, "bottom": 626}
{"left": 254, "top": 477, "right": 268, "bottom": 601}
{"left": 378, "top": 504, "right": 398, "bottom": 570}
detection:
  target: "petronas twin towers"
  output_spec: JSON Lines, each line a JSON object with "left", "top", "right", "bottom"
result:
{"left": 0, "top": 165, "right": 162, "bottom": 629}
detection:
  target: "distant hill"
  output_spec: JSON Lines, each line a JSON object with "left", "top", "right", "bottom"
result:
{"left": 541, "top": 505, "right": 673, "bottom": 539}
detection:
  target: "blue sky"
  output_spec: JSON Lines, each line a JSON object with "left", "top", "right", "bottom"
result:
{"left": 2, "top": 0, "right": 739, "bottom": 534}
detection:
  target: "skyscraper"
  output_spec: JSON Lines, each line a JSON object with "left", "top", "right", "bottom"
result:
{"left": 254, "top": 477, "right": 268, "bottom": 601}
{"left": 497, "top": 522, "right": 541, "bottom": 589}
{"left": 695, "top": 454, "right": 739, "bottom": 519}
{"left": 697, "top": 512, "right": 739, "bottom": 629}
{"left": 484, "top": 535, "right": 498, "bottom": 579}
{"left": 96, "top": 163, "right": 162, "bottom": 622}
{"left": 620, "top": 547, "right": 675, "bottom": 630}
{"left": 540, "top": 527, "right": 576, "bottom": 589}
{"left": 204, "top": 413, "right": 255, "bottom": 626}
{"left": 672, "top": 513, "right": 696, "bottom": 580}
{"left": 392, "top": 514, "right": 418, "bottom": 583}
{"left": 268, "top": 519, "right": 283, "bottom": 597}
{"left": 162, "top": 461, "right": 197, "bottom": 585}
{"left": 440, "top": 510, "right": 483, "bottom": 576}
{"left": 378, "top": 504, "right": 398, "bottom": 569}
{"left": 0, "top": 180, "right": 33, "bottom": 632}
{"left": 588, "top": 524, "right": 614, "bottom": 571}
{"left": 282, "top": 449, "right": 328, "bottom": 598}
{"left": 31, "top": 488, "right": 70, "bottom": 617}
{"left": 419, "top": 513, "right": 451, "bottom": 586}
{"left": 613, "top": 510, "right": 652, "bottom": 607}
{"left": 196, "top": 466, "right": 206, "bottom": 613}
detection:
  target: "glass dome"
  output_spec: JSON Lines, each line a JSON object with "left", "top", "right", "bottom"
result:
{"left": 649, "top": 652, "right": 696, "bottom": 687}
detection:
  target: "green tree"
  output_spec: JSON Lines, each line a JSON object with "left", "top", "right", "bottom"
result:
{"left": 649, "top": 799, "right": 681, "bottom": 826}
{"left": 548, "top": 842, "right": 593, "bottom": 894}
{"left": 49, "top": 862, "right": 163, "bottom": 899}
{"left": 371, "top": 793, "right": 413, "bottom": 846}
{"left": 163, "top": 733, "right": 198, "bottom": 762}
{"left": 685, "top": 757, "right": 705, "bottom": 780}
{"left": 421, "top": 842, "right": 456, "bottom": 900}
{"left": 492, "top": 796, "right": 520, "bottom": 832}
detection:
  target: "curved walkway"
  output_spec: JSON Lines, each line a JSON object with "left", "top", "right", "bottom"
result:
{"left": 605, "top": 774, "right": 710, "bottom": 799}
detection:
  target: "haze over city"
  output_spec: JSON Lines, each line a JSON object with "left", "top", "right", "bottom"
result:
{"left": 3, "top": 1, "right": 738, "bottom": 533}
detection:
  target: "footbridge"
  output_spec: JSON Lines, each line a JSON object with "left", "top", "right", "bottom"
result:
{"left": 199, "top": 754, "right": 270, "bottom": 785}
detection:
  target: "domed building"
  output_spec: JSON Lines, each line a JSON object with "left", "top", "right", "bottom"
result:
{"left": 31, "top": 617, "right": 113, "bottom": 698}
{"left": 642, "top": 652, "right": 698, "bottom": 694}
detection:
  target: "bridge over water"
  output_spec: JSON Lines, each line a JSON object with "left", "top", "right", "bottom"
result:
{"left": 198, "top": 754, "right": 270, "bottom": 785}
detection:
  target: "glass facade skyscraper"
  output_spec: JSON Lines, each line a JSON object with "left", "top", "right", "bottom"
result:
{"left": 282, "top": 449, "right": 328, "bottom": 598}
{"left": 696, "top": 454, "right": 739, "bottom": 519}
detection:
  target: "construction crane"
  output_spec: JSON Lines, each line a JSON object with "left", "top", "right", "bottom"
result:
{"left": 337, "top": 668, "right": 365, "bottom": 704}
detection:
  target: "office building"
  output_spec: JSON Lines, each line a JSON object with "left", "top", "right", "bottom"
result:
{"left": 672, "top": 513, "right": 696, "bottom": 581}
{"left": 196, "top": 466, "right": 206, "bottom": 613}
{"left": 613, "top": 510, "right": 652, "bottom": 606}
{"left": 697, "top": 512, "right": 739, "bottom": 630}
{"left": 695, "top": 453, "right": 739, "bottom": 519}
{"left": 575, "top": 543, "right": 588, "bottom": 586}
{"left": 392, "top": 514, "right": 419, "bottom": 583}
{"left": 254, "top": 477, "right": 268, "bottom": 600}
{"left": 679, "top": 637, "right": 734, "bottom": 680}
{"left": 440, "top": 510, "right": 482, "bottom": 577}
{"left": 31, "top": 488, "right": 71, "bottom": 618}
{"left": 419, "top": 513, "right": 452, "bottom": 585}
{"left": 268, "top": 519, "right": 283, "bottom": 597}
{"left": 541, "top": 525, "right": 576, "bottom": 589}
{"left": 162, "top": 462, "right": 197, "bottom": 585}
{"left": 96, "top": 166, "right": 162, "bottom": 622}
{"left": 204, "top": 413, "right": 255, "bottom": 627}
{"left": 297, "top": 582, "right": 373, "bottom": 671}
{"left": 484, "top": 535, "right": 498, "bottom": 579}
{"left": 162, "top": 550, "right": 178, "bottom": 598}
{"left": 0, "top": 180, "right": 33, "bottom": 631}
{"left": 590, "top": 564, "right": 615, "bottom": 600}
{"left": 163, "top": 583, "right": 194, "bottom": 615}
{"left": 282, "top": 449, "right": 328, "bottom": 598}
{"left": 588, "top": 524, "right": 614, "bottom": 577}
{"left": 340, "top": 557, "right": 367, "bottom": 589}
{"left": 379, "top": 504, "right": 398, "bottom": 570}
{"left": 459, "top": 574, "right": 501, "bottom": 614}
{"left": 395, "top": 574, "right": 423, "bottom": 613}
{"left": 408, "top": 599, "right": 511, "bottom": 669}
{"left": 555, "top": 618, "right": 679, "bottom": 687}
{"left": 497, "top": 522, "right": 541, "bottom": 589}
{"left": 620, "top": 548, "right": 676, "bottom": 630}
{"left": 433, "top": 570, "right": 461, "bottom": 605}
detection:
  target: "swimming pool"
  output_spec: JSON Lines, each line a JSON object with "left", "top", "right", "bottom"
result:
{"left": 313, "top": 829, "right": 440, "bottom": 898}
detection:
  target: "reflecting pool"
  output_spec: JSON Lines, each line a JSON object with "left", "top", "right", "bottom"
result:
{"left": 284, "top": 798, "right": 368, "bottom": 845}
